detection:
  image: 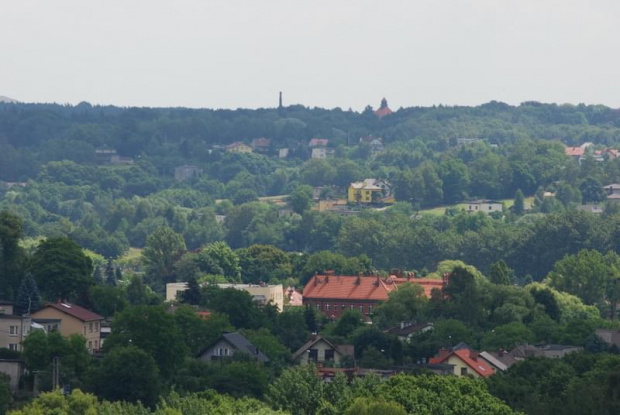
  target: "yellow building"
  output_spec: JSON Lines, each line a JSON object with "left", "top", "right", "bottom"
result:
{"left": 347, "top": 179, "right": 391, "bottom": 204}
{"left": 226, "top": 142, "right": 253, "bottom": 153}
{"left": 30, "top": 302, "right": 104, "bottom": 352}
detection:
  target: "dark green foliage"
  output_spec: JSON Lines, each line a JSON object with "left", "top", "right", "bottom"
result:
{"left": 30, "top": 237, "right": 94, "bottom": 303}
{"left": 104, "top": 305, "right": 188, "bottom": 378}
{"left": 181, "top": 276, "right": 202, "bottom": 305}
{"left": 14, "top": 272, "right": 40, "bottom": 316}
{"left": 0, "top": 211, "right": 26, "bottom": 300}
{"left": 105, "top": 259, "right": 117, "bottom": 286}
{"left": 88, "top": 345, "right": 161, "bottom": 408}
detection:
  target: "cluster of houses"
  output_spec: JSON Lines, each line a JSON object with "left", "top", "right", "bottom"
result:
{"left": 4, "top": 269, "right": 618, "bottom": 392}
{"left": 564, "top": 142, "right": 620, "bottom": 164}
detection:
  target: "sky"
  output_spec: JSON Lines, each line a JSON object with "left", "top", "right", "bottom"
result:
{"left": 2, "top": 0, "right": 619, "bottom": 110}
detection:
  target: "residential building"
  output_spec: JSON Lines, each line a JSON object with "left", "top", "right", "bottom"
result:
{"left": 311, "top": 147, "right": 334, "bottom": 159}
{"left": 384, "top": 322, "right": 434, "bottom": 343}
{"left": 0, "top": 301, "right": 31, "bottom": 352}
{"left": 292, "top": 335, "right": 354, "bottom": 365}
{"left": 565, "top": 146, "right": 585, "bottom": 161}
{"left": 278, "top": 148, "right": 289, "bottom": 158}
{"left": 309, "top": 138, "right": 329, "bottom": 148}
{"left": 604, "top": 183, "right": 620, "bottom": 196}
{"left": 302, "top": 273, "right": 446, "bottom": 320}
{"left": 509, "top": 344, "right": 582, "bottom": 360}
{"left": 226, "top": 142, "right": 253, "bottom": 153}
{"left": 595, "top": 329, "right": 620, "bottom": 348}
{"left": 348, "top": 179, "right": 392, "bottom": 204}
{"left": 466, "top": 199, "right": 503, "bottom": 215}
{"left": 479, "top": 351, "right": 517, "bottom": 372}
{"left": 250, "top": 138, "right": 271, "bottom": 153}
{"left": 359, "top": 136, "right": 385, "bottom": 155}
{"left": 30, "top": 303, "right": 104, "bottom": 352}
{"left": 198, "top": 332, "right": 269, "bottom": 363}
{"left": 285, "top": 287, "right": 303, "bottom": 307}
{"left": 94, "top": 146, "right": 133, "bottom": 165}
{"left": 174, "top": 165, "right": 203, "bottom": 181}
{"left": 429, "top": 348, "right": 495, "bottom": 378}
{"left": 31, "top": 318, "right": 62, "bottom": 334}
{"left": 166, "top": 282, "right": 285, "bottom": 311}
{"left": 374, "top": 98, "right": 393, "bottom": 118}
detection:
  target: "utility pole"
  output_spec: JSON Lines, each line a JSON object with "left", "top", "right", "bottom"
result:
{"left": 51, "top": 356, "right": 60, "bottom": 390}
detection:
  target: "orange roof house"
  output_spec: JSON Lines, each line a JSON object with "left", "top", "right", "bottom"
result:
{"left": 302, "top": 273, "right": 447, "bottom": 319}
{"left": 430, "top": 348, "right": 495, "bottom": 378}
{"left": 565, "top": 146, "right": 584, "bottom": 160}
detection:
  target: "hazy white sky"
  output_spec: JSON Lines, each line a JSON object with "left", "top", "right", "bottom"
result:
{"left": 2, "top": 1, "right": 619, "bottom": 110}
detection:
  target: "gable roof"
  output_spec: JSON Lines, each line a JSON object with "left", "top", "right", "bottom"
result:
{"left": 385, "top": 322, "right": 433, "bottom": 337}
{"left": 303, "top": 275, "right": 398, "bottom": 302}
{"left": 565, "top": 147, "right": 585, "bottom": 157}
{"left": 309, "top": 138, "right": 329, "bottom": 147}
{"left": 227, "top": 141, "right": 250, "bottom": 149}
{"left": 39, "top": 302, "right": 103, "bottom": 322}
{"left": 204, "top": 332, "right": 269, "bottom": 362}
{"left": 292, "top": 335, "right": 342, "bottom": 360}
{"left": 430, "top": 349, "right": 494, "bottom": 377}
{"left": 303, "top": 275, "right": 445, "bottom": 302}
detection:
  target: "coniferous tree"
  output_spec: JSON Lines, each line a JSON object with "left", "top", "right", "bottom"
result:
{"left": 105, "top": 259, "right": 116, "bottom": 286}
{"left": 93, "top": 266, "right": 103, "bottom": 285}
{"left": 15, "top": 273, "right": 40, "bottom": 316}
{"left": 181, "top": 276, "right": 201, "bottom": 305}
{"left": 513, "top": 189, "right": 525, "bottom": 215}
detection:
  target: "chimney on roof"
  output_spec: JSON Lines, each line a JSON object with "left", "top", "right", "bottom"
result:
{"left": 438, "top": 348, "right": 451, "bottom": 360}
{"left": 310, "top": 332, "right": 317, "bottom": 342}
{"left": 470, "top": 350, "right": 479, "bottom": 361}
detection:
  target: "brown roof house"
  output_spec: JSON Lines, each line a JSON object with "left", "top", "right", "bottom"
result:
{"left": 292, "top": 335, "right": 354, "bottom": 366}
{"left": 30, "top": 302, "right": 104, "bottom": 352}
{"left": 430, "top": 347, "right": 495, "bottom": 378}
{"left": 198, "top": 332, "right": 269, "bottom": 364}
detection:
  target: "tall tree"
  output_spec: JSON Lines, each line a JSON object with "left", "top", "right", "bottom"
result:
{"left": 513, "top": 189, "right": 525, "bottom": 215}
{"left": 105, "top": 259, "right": 117, "bottom": 286}
{"left": 30, "top": 237, "right": 94, "bottom": 302}
{"left": 0, "top": 211, "right": 26, "bottom": 300}
{"left": 14, "top": 273, "right": 40, "bottom": 316}
{"left": 142, "top": 225, "right": 186, "bottom": 289}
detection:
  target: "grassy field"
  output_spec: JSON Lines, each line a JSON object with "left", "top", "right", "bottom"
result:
{"left": 418, "top": 197, "right": 535, "bottom": 216}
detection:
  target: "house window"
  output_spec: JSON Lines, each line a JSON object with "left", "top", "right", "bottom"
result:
{"left": 218, "top": 348, "right": 223, "bottom": 356}
{"left": 359, "top": 305, "right": 364, "bottom": 312}
{"left": 8, "top": 344, "right": 18, "bottom": 351}
{"left": 324, "top": 349, "right": 335, "bottom": 361}
{"left": 341, "top": 304, "right": 346, "bottom": 310}
{"left": 88, "top": 341, "right": 92, "bottom": 349}
{"left": 89, "top": 323, "right": 93, "bottom": 333}
{"left": 350, "top": 305, "right": 355, "bottom": 310}
{"left": 94, "top": 340, "right": 98, "bottom": 350}
{"left": 326, "top": 304, "right": 331, "bottom": 311}
{"left": 460, "top": 367, "right": 468, "bottom": 376}
{"left": 308, "top": 349, "right": 318, "bottom": 362}
{"left": 9, "top": 325, "right": 18, "bottom": 336}
{"left": 95, "top": 322, "right": 99, "bottom": 332}
{"left": 368, "top": 305, "right": 373, "bottom": 314}
{"left": 315, "top": 303, "right": 321, "bottom": 310}
{"left": 488, "top": 206, "right": 492, "bottom": 210}
{"left": 84, "top": 326, "right": 86, "bottom": 335}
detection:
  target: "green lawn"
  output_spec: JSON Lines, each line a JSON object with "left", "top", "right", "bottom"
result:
{"left": 418, "top": 197, "right": 534, "bottom": 216}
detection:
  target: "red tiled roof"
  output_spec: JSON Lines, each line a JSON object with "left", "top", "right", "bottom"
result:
{"left": 304, "top": 275, "right": 396, "bottom": 301}
{"left": 374, "top": 107, "right": 393, "bottom": 118}
{"left": 389, "top": 277, "right": 445, "bottom": 297}
{"left": 227, "top": 141, "right": 249, "bottom": 149}
{"left": 430, "top": 349, "right": 494, "bottom": 377}
{"left": 45, "top": 302, "right": 103, "bottom": 322}
{"left": 303, "top": 275, "right": 445, "bottom": 301}
{"left": 565, "top": 147, "right": 584, "bottom": 157}
{"left": 309, "top": 138, "right": 329, "bottom": 147}
{"left": 251, "top": 138, "right": 271, "bottom": 147}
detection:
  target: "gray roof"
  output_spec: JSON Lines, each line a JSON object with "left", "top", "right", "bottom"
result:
{"left": 219, "top": 332, "right": 269, "bottom": 363}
